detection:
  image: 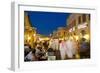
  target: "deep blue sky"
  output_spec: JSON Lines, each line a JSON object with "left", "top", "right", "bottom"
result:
{"left": 26, "top": 11, "right": 70, "bottom": 36}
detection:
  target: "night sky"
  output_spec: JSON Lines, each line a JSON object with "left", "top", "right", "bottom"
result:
{"left": 26, "top": 11, "right": 70, "bottom": 36}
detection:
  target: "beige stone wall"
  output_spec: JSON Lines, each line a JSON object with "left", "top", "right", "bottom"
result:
{"left": 24, "top": 12, "right": 37, "bottom": 48}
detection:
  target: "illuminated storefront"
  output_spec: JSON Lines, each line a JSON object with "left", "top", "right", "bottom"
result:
{"left": 66, "top": 13, "right": 90, "bottom": 42}
{"left": 52, "top": 27, "right": 67, "bottom": 40}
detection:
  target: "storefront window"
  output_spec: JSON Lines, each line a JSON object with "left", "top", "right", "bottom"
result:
{"left": 82, "top": 14, "right": 86, "bottom": 22}
{"left": 88, "top": 14, "right": 90, "bottom": 20}
{"left": 78, "top": 16, "right": 81, "bottom": 24}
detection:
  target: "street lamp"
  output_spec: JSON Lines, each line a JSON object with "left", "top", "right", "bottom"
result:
{"left": 27, "top": 35, "right": 31, "bottom": 41}
{"left": 33, "top": 34, "right": 36, "bottom": 37}
{"left": 74, "top": 35, "right": 79, "bottom": 41}
{"left": 83, "top": 34, "right": 89, "bottom": 40}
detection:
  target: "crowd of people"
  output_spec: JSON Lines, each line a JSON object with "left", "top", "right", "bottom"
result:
{"left": 24, "top": 37, "right": 90, "bottom": 62}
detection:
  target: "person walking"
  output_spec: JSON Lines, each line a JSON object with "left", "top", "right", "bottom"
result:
{"left": 80, "top": 38, "right": 90, "bottom": 59}
{"left": 65, "top": 38, "right": 77, "bottom": 59}
{"left": 59, "top": 40, "right": 66, "bottom": 60}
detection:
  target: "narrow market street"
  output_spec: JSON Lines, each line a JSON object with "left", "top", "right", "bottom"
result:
{"left": 24, "top": 11, "right": 90, "bottom": 62}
